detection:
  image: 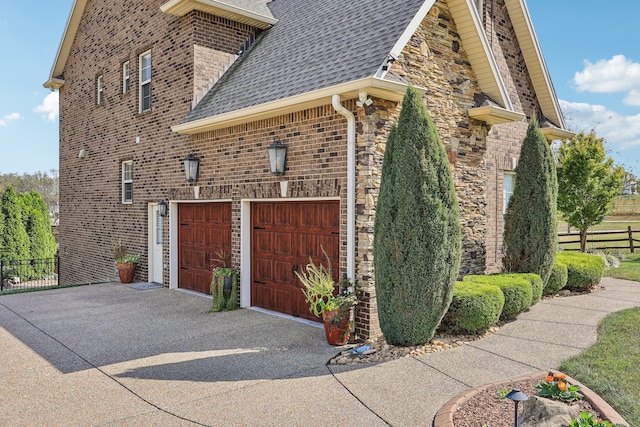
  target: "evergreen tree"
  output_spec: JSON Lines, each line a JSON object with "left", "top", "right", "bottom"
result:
{"left": 373, "top": 87, "right": 462, "bottom": 346}
{"left": 503, "top": 119, "right": 558, "bottom": 284}
{"left": 19, "top": 191, "right": 57, "bottom": 277}
{"left": 0, "top": 185, "right": 31, "bottom": 267}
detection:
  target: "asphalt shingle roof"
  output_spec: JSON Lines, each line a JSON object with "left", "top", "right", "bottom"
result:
{"left": 182, "top": 0, "right": 424, "bottom": 124}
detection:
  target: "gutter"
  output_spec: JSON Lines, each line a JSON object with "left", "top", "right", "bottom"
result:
{"left": 331, "top": 94, "right": 356, "bottom": 281}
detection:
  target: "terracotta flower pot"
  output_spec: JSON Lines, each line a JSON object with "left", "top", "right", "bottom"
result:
{"left": 117, "top": 263, "right": 136, "bottom": 283}
{"left": 322, "top": 308, "right": 351, "bottom": 345}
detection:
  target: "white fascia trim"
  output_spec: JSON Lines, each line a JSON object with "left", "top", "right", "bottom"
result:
{"left": 171, "top": 77, "right": 424, "bottom": 135}
{"left": 160, "top": 0, "right": 278, "bottom": 27}
{"left": 541, "top": 126, "right": 575, "bottom": 141}
{"left": 463, "top": 0, "right": 513, "bottom": 111}
{"left": 377, "top": 0, "right": 437, "bottom": 78}
{"left": 468, "top": 105, "right": 525, "bottom": 125}
{"left": 44, "top": 0, "right": 87, "bottom": 89}
{"left": 509, "top": 0, "right": 565, "bottom": 129}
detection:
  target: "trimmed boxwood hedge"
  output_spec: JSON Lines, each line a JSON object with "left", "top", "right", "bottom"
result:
{"left": 555, "top": 252, "right": 605, "bottom": 291}
{"left": 439, "top": 281, "right": 505, "bottom": 335}
{"left": 464, "top": 274, "right": 532, "bottom": 320}
{"left": 544, "top": 262, "right": 568, "bottom": 295}
{"left": 501, "top": 273, "right": 543, "bottom": 305}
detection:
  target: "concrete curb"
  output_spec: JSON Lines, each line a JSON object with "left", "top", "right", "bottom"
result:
{"left": 432, "top": 369, "right": 629, "bottom": 426}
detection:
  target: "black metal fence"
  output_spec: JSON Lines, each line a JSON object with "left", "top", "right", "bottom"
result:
{"left": 0, "top": 257, "right": 59, "bottom": 292}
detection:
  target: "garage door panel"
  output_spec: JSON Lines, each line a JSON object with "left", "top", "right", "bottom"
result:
{"left": 252, "top": 201, "right": 339, "bottom": 321}
{"left": 254, "top": 230, "right": 274, "bottom": 252}
{"left": 274, "top": 232, "right": 292, "bottom": 255}
{"left": 178, "top": 202, "right": 232, "bottom": 294}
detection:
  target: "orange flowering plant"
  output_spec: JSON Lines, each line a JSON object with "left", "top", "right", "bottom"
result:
{"left": 535, "top": 372, "right": 583, "bottom": 403}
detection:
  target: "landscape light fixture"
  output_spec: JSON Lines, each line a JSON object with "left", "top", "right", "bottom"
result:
{"left": 506, "top": 388, "right": 528, "bottom": 427}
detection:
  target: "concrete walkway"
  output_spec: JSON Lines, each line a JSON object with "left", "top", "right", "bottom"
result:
{"left": 0, "top": 277, "right": 638, "bottom": 426}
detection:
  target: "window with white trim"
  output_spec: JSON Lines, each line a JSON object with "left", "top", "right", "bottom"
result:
{"left": 139, "top": 51, "right": 151, "bottom": 112}
{"left": 97, "top": 75, "right": 104, "bottom": 105}
{"left": 122, "top": 160, "right": 133, "bottom": 204}
{"left": 503, "top": 171, "right": 515, "bottom": 214}
{"left": 122, "top": 61, "right": 130, "bottom": 94}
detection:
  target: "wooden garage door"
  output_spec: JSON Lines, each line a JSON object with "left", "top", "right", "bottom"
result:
{"left": 178, "top": 202, "right": 232, "bottom": 294}
{"left": 251, "top": 201, "right": 340, "bottom": 322}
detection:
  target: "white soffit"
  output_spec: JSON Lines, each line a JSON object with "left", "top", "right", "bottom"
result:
{"left": 160, "top": 0, "right": 277, "bottom": 29}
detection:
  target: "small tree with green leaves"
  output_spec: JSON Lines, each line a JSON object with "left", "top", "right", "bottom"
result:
{"left": 557, "top": 132, "right": 624, "bottom": 252}
{"left": 503, "top": 119, "right": 558, "bottom": 285}
{"left": 373, "top": 87, "right": 462, "bottom": 346}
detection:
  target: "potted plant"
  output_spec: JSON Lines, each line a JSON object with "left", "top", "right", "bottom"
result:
{"left": 112, "top": 240, "right": 140, "bottom": 284}
{"left": 210, "top": 249, "right": 239, "bottom": 312}
{"left": 296, "top": 249, "right": 358, "bottom": 345}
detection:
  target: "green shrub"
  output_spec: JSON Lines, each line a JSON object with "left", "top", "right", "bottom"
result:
{"left": 544, "top": 262, "right": 568, "bottom": 295}
{"left": 501, "top": 273, "right": 543, "bottom": 305}
{"left": 556, "top": 252, "right": 605, "bottom": 291}
{"left": 373, "top": 87, "right": 461, "bottom": 346}
{"left": 439, "top": 281, "right": 505, "bottom": 335}
{"left": 464, "top": 274, "right": 532, "bottom": 320}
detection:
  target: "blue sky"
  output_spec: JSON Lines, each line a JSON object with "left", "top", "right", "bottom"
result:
{"left": 0, "top": 0, "right": 639, "bottom": 175}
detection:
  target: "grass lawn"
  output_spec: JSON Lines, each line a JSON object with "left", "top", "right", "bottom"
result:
{"left": 560, "top": 308, "right": 640, "bottom": 425}
{"left": 605, "top": 253, "right": 640, "bottom": 282}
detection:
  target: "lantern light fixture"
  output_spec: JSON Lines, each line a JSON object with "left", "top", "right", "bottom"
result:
{"left": 158, "top": 200, "right": 168, "bottom": 217}
{"left": 506, "top": 388, "right": 528, "bottom": 427}
{"left": 182, "top": 154, "right": 200, "bottom": 183}
{"left": 267, "top": 138, "right": 287, "bottom": 176}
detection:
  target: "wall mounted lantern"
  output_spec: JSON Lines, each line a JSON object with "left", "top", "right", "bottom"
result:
{"left": 182, "top": 154, "right": 200, "bottom": 183}
{"left": 506, "top": 388, "right": 528, "bottom": 427}
{"left": 267, "top": 138, "right": 287, "bottom": 176}
{"left": 158, "top": 200, "right": 168, "bottom": 217}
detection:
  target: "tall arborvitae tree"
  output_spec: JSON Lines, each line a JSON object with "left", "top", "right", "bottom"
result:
{"left": 503, "top": 119, "right": 558, "bottom": 284}
{"left": 373, "top": 87, "right": 462, "bottom": 346}
{"left": 19, "top": 191, "right": 57, "bottom": 277}
{"left": 0, "top": 185, "right": 31, "bottom": 262}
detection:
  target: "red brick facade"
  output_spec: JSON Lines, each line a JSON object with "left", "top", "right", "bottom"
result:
{"left": 56, "top": 0, "right": 552, "bottom": 339}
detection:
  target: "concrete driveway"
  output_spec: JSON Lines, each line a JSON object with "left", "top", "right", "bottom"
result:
{"left": 0, "top": 283, "right": 384, "bottom": 426}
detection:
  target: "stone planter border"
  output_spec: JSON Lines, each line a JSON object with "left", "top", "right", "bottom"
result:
{"left": 432, "top": 369, "right": 628, "bottom": 427}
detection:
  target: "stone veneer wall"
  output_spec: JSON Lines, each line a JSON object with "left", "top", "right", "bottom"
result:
{"left": 352, "top": 1, "right": 493, "bottom": 339}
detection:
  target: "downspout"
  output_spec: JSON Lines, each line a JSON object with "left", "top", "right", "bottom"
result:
{"left": 331, "top": 94, "right": 356, "bottom": 281}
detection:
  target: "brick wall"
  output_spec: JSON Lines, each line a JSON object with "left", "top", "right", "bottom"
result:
{"left": 58, "top": 0, "right": 256, "bottom": 285}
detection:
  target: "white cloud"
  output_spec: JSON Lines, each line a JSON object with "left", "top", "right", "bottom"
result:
{"left": 0, "top": 112, "right": 23, "bottom": 127}
{"left": 560, "top": 99, "right": 640, "bottom": 156}
{"left": 575, "top": 55, "right": 640, "bottom": 94}
{"left": 623, "top": 89, "right": 640, "bottom": 106}
{"left": 34, "top": 91, "right": 59, "bottom": 121}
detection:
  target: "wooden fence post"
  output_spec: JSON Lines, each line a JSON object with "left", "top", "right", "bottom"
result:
{"left": 630, "top": 226, "right": 635, "bottom": 254}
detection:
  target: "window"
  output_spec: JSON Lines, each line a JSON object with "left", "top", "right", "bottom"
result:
{"left": 122, "top": 61, "right": 130, "bottom": 94}
{"left": 122, "top": 160, "right": 133, "bottom": 204}
{"left": 97, "top": 75, "right": 104, "bottom": 105}
{"left": 139, "top": 51, "right": 151, "bottom": 112}
{"left": 503, "top": 171, "right": 515, "bottom": 214}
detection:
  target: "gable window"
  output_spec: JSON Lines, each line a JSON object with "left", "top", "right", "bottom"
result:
{"left": 503, "top": 171, "right": 515, "bottom": 214}
{"left": 122, "top": 160, "right": 133, "bottom": 204}
{"left": 122, "top": 61, "right": 130, "bottom": 94}
{"left": 139, "top": 51, "right": 151, "bottom": 112}
{"left": 97, "top": 75, "right": 104, "bottom": 105}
